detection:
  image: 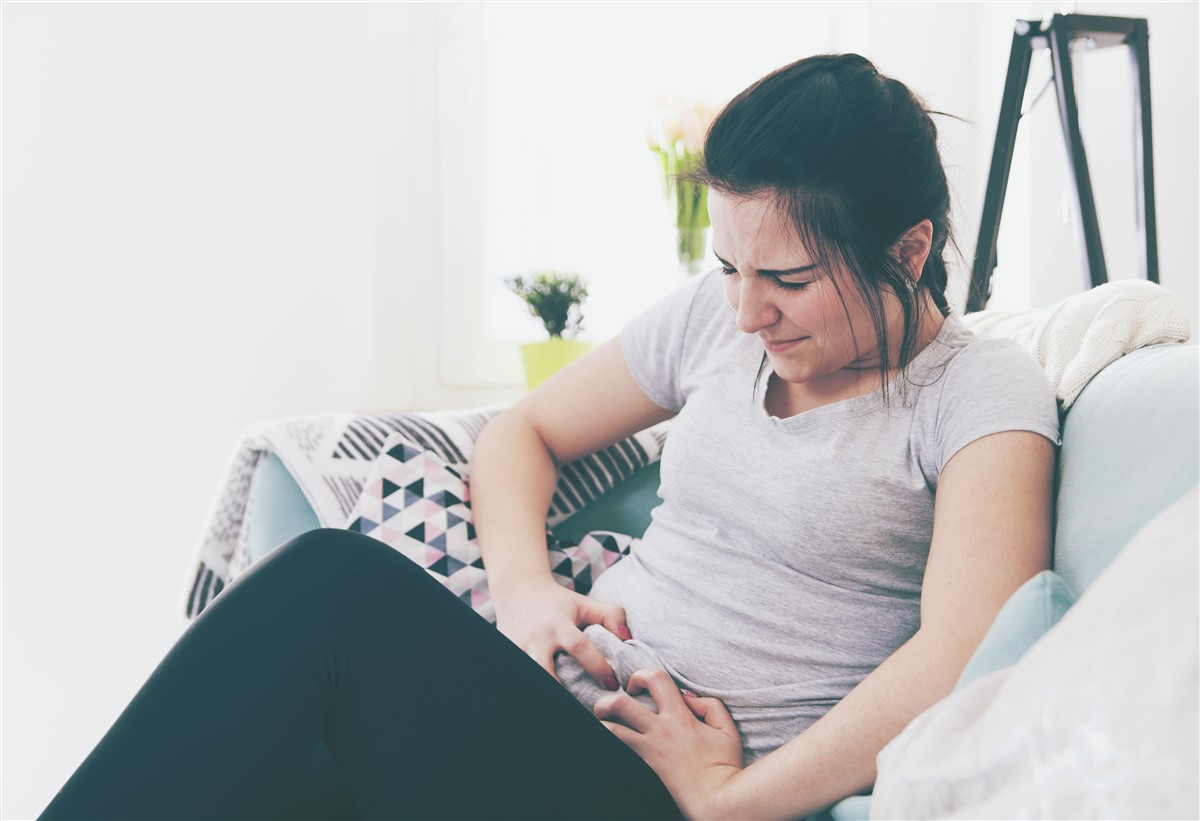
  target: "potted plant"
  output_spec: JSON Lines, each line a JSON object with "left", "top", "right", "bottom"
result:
{"left": 504, "top": 270, "right": 592, "bottom": 390}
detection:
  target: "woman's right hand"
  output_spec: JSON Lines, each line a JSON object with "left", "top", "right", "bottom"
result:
{"left": 493, "top": 577, "right": 630, "bottom": 691}
{"left": 469, "top": 337, "right": 672, "bottom": 691}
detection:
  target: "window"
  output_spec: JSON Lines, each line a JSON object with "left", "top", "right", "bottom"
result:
{"left": 432, "top": 3, "right": 839, "bottom": 385}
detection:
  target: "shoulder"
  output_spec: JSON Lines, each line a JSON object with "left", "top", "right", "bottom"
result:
{"left": 668, "top": 266, "right": 733, "bottom": 330}
{"left": 935, "top": 318, "right": 1055, "bottom": 399}
{"left": 619, "top": 268, "right": 739, "bottom": 411}
{"left": 623, "top": 268, "right": 724, "bottom": 338}
{"left": 685, "top": 267, "right": 739, "bottom": 340}
{"left": 920, "top": 316, "right": 1061, "bottom": 480}
{"left": 622, "top": 268, "right": 739, "bottom": 363}
{"left": 902, "top": 314, "right": 1046, "bottom": 413}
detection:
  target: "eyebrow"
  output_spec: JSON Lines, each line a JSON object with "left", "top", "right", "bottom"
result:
{"left": 712, "top": 251, "right": 820, "bottom": 276}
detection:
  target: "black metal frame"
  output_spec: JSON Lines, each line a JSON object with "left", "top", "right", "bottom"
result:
{"left": 969, "top": 13, "right": 1159, "bottom": 313}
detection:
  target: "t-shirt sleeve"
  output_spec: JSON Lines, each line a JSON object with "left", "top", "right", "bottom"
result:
{"left": 618, "top": 271, "right": 715, "bottom": 413}
{"left": 934, "top": 337, "right": 1063, "bottom": 476}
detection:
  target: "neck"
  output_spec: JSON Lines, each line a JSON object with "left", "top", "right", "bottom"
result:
{"left": 850, "top": 301, "right": 948, "bottom": 374}
{"left": 779, "top": 303, "right": 948, "bottom": 401}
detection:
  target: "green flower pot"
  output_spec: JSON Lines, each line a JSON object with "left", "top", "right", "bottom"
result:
{"left": 520, "top": 338, "right": 594, "bottom": 391}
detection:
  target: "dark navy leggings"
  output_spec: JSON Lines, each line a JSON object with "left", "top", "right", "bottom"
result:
{"left": 39, "top": 529, "right": 684, "bottom": 820}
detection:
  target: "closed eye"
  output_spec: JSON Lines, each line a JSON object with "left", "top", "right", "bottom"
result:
{"left": 718, "top": 264, "right": 812, "bottom": 291}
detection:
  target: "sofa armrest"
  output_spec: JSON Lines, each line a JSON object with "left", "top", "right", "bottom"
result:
{"left": 1054, "top": 342, "right": 1199, "bottom": 595}
{"left": 246, "top": 451, "right": 321, "bottom": 565}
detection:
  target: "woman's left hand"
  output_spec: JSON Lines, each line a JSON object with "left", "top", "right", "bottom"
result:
{"left": 593, "top": 669, "right": 744, "bottom": 819}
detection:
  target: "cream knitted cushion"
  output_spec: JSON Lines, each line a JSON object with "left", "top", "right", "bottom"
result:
{"left": 960, "top": 280, "right": 1192, "bottom": 412}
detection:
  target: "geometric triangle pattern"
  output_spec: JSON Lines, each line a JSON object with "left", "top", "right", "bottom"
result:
{"left": 345, "top": 433, "right": 636, "bottom": 624}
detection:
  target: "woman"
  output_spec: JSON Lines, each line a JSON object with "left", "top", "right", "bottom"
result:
{"left": 40, "top": 53, "right": 1059, "bottom": 820}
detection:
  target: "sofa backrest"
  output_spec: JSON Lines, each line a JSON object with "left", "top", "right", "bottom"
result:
{"left": 550, "top": 460, "right": 662, "bottom": 544}
{"left": 1052, "top": 342, "right": 1199, "bottom": 597}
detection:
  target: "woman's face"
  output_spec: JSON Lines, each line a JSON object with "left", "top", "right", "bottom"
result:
{"left": 710, "top": 190, "right": 898, "bottom": 391}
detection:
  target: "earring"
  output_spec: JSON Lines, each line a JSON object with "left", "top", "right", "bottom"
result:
{"left": 905, "top": 278, "right": 917, "bottom": 292}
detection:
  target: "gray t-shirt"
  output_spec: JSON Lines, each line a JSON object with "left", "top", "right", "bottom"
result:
{"left": 554, "top": 269, "right": 1061, "bottom": 765}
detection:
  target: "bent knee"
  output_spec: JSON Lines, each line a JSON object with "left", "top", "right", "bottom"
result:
{"left": 273, "top": 527, "right": 416, "bottom": 579}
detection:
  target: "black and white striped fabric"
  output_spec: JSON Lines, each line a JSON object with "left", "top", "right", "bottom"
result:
{"left": 182, "top": 405, "right": 671, "bottom": 620}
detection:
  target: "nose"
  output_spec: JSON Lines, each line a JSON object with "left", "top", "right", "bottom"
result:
{"left": 732, "top": 275, "right": 781, "bottom": 335}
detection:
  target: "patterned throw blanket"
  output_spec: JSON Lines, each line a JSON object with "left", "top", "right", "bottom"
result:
{"left": 182, "top": 405, "right": 670, "bottom": 619}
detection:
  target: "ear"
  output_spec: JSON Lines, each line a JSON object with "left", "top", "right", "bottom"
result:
{"left": 893, "top": 219, "right": 934, "bottom": 282}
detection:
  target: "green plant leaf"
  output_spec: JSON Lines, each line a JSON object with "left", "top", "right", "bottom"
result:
{"left": 504, "top": 270, "right": 589, "bottom": 339}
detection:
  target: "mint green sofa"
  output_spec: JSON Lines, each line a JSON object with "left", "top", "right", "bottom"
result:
{"left": 246, "top": 342, "right": 1198, "bottom": 820}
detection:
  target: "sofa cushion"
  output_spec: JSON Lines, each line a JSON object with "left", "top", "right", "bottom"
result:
{"left": 953, "top": 570, "right": 1076, "bottom": 692}
{"left": 246, "top": 452, "right": 320, "bottom": 565}
{"left": 551, "top": 461, "right": 662, "bottom": 543}
{"left": 960, "top": 279, "right": 1191, "bottom": 412}
{"left": 344, "top": 432, "right": 638, "bottom": 623}
{"left": 824, "top": 794, "right": 871, "bottom": 820}
{"left": 1053, "top": 342, "right": 1199, "bottom": 596}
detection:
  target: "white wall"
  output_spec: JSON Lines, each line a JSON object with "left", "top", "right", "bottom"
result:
{"left": 377, "top": 0, "right": 1197, "bottom": 414}
{"left": 2, "top": 4, "right": 379, "bottom": 816}
{"left": 3, "top": 2, "right": 1196, "bottom": 818}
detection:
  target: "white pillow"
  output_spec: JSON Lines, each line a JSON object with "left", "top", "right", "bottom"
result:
{"left": 871, "top": 485, "right": 1200, "bottom": 820}
{"left": 960, "top": 279, "right": 1191, "bottom": 412}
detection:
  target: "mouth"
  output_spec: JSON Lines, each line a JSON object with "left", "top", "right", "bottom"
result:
{"left": 764, "top": 337, "right": 807, "bottom": 353}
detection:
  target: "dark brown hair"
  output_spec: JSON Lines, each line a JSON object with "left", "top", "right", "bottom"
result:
{"left": 681, "top": 53, "right": 964, "bottom": 408}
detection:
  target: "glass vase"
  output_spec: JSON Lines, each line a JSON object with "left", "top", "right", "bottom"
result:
{"left": 677, "top": 225, "right": 709, "bottom": 277}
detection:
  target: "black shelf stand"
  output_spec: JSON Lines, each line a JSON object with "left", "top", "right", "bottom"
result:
{"left": 969, "top": 13, "right": 1159, "bottom": 313}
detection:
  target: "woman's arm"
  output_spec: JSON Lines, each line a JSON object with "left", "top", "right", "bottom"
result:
{"left": 471, "top": 335, "right": 677, "bottom": 686}
{"left": 591, "top": 429, "right": 1056, "bottom": 818}
{"left": 473, "top": 335, "right": 677, "bottom": 594}
{"left": 708, "top": 429, "right": 1057, "bottom": 820}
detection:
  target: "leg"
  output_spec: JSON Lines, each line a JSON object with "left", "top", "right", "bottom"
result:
{"left": 42, "top": 530, "right": 354, "bottom": 820}
{"left": 273, "top": 738, "right": 359, "bottom": 820}
{"left": 311, "top": 530, "right": 683, "bottom": 820}
{"left": 40, "top": 529, "right": 682, "bottom": 820}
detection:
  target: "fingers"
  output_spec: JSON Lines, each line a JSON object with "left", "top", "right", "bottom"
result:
{"left": 558, "top": 629, "right": 619, "bottom": 691}
{"left": 536, "top": 652, "right": 562, "bottom": 685}
{"left": 623, "top": 669, "right": 737, "bottom": 734}
{"left": 593, "top": 690, "right": 657, "bottom": 734}
{"left": 623, "top": 668, "right": 692, "bottom": 718}
{"left": 679, "top": 692, "right": 738, "bottom": 735}
{"left": 495, "top": 617, "right": 562, "bottom": 687}
{"left": 500, "top": 630, "right": 563, "bottom": 686}
{"left": 578, "top": 597, "right": 632, "bottom": 642}
{"left": 599, "top": 606, "right": 633, "bottom": 642}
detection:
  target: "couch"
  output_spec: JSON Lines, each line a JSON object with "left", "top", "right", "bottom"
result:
{"left": 234, "top": 330, "right": 1197, "bottom": 819}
